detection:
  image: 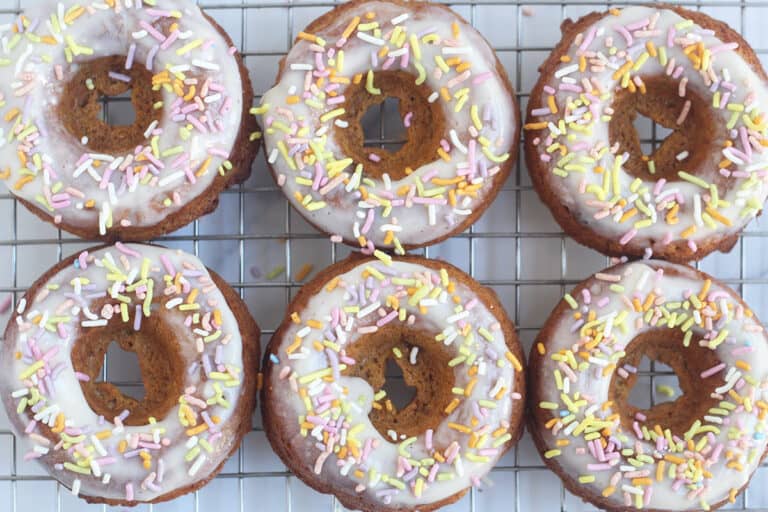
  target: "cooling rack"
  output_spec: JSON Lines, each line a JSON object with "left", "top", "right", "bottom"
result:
{"left": 1, "top": 0, "right": 768, "bottom": 510}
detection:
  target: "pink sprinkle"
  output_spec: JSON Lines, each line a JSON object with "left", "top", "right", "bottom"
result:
{"left": 403, "top": 112, "right": 413, "bottom": 128}
{"left": 133, "top": 305, "right": 142, "bottom": 331}
{"left": 361, "top": 208, "right": 375, "bottom": 234}
{"left": 368, "top": 153, "right": 381, "bottom": 162}
{"left": 701, "top": 363, "right": 726, "bottom": 379}
{"left": 619, "top": 229, "right": 637, "bottom": 245}
{"left": 425, "top": 429, "right": 433, "bottom": 450}
{"left": 74, "top": 372, "right": 90, "bottom": 382}
{"left": 125, "top": 43, "right": 136, "bottom": 70}
{"left": 115, "top": 242, "right": 141, "bottom": 258}
{"left": 579, "top": 26, "right": 597, "bottom": 52}
{"left": 125, "top": 483, "right": 134, "bottom": 501}
{"left": 160, "top": 255, "right": 175, "bottom": 275}
{"left": 78, "top": 251, "right": 89, "bottom": 270}
{"left": 687, "top": 239, "right": 697, "bottom": 252}
{"left": 140, "top": 20, "right": 166, "bottom": 42}
{"left": 614, "top": 25, "right": 633, "bottom": 46}
{"left": 0, "top": 294, "right": 11, "bottom": 314}
{"left": 472, "top": 71, "right": 493, "bottom": 85}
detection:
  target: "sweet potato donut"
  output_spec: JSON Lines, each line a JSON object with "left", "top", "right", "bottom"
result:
{"left": 255, "top": 0, "right": 519, "bottom": 255}
{"left": 261, "top": 254, "right": 526, "bottom": 511}
{"left": 0, "top": 0, "right": 259, "bottom": 241}
{"left": 529, "top": 260, "right": 768, "bottom": 511}
{"left": 524, "top": 5, "right": 768, "bottom": 262}
{"left": 0, "top": 244, "right": 260, "bottom": 505}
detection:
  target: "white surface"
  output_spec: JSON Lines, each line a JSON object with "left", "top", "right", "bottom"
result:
{"left": 0, "top": 0, "right": 767, "bottom": 511}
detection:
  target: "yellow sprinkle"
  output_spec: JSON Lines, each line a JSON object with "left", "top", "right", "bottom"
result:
{"left": 365, "top": 70, "right": 381, "bottom": 95}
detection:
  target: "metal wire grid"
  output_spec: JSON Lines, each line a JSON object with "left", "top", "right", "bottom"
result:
{"left": 0, "top": 0, "right": 766, "bottom": 510}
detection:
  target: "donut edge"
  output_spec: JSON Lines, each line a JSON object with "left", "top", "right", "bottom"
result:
{"left": 260, "top": 252, "right": 526, "bottom": 512}
{"left": 526, "top": 261, "right": 768, "bottom": 512}
{"left": 0, "top": 243, "right": 261, "bottom": 507}
{"left": 523, "top": 4, "right": 768, "bottom": 263}
{"left": 262, "top": 0, "right": 521, "bottom": 253}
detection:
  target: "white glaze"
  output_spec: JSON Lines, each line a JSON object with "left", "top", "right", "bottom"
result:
{"left": 527, "top": 6, "right": 768, "bottom": 256}
{"left": 257, "top": 1, "right": 516, "bottom": 254}
{"left": 535, "top": 261, "right": 768, "bottom": 510}
{"left": 0, "top": 0, "right": 245, "bottom": 235}
{"left": 1, "top": 244, "right": 247, "bottom": 502}
{"left": 266, "top": 259, "right": 522, "bottom": 507}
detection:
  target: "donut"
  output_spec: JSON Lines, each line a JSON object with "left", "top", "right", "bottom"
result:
{"left": 0, "top": 244, "right": 260, "bottom": 505}
{"left": 524, "top": 5, "right": 768, "bottom": 263}
{"left": 528, "top": 260, "right": 768, "bottom": 511}
{"left": 261, "top": 254, "right": 526, "bottom": 511}
{"left": 255, "top": 0, "right": 518, "bottom": 255}
{"left": 0, "top": 1, "right": 259, "bottom": 241}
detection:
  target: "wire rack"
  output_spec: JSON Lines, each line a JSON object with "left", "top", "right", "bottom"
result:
{"left": 1, "top": 0, "right": 768, "bottom": 510}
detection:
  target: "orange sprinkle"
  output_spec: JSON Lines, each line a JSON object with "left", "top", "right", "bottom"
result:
{"left": 195, "top": 157, "right": 212, "bottom": 177}
{"left": 547, "top": 95, "right": 558, "bottom": 114}
{"left": 295, "top": 264, "right": 314, "bottom": 282}
{"left": 523, "top": 122, "right": 548, "bottom": 130}
{"left": 186, "top": 423, "right": 208, "bottom": 436}
{"left": 445, "top": 398, "right": 461, "bottom": 414}
{"left": 447, "top": 422, "right": 472, "bottom": 434}
{"left": 13, "top": 175, "right": 34, "bottom": 191}
{"left": 705, "top": 206, "right": 732, "bottom": 227}
{"left": 4, "top": 108, "right": 20, "bottom": 122}
{"left": 612, "top": 60, "right": 634, "bottom": 81}
{"left": 342, "top": 16, "right": 361, "bottom": 40}
{"left": 680, "top": 225, "right": 696, "bottom": 239}
{"left": 664, "top": 454, "right": 685, "bottom": 465}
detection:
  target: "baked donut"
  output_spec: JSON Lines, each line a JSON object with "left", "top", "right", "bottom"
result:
{"left": 0, "top": 244, "right": 260, "bottom": 505}
{"left": 255, "top": 0, "right": 518, "bottom": 255}
{"left": 261, "top": 254, "right": 525, "bottom": 511}
{"left": 524, "top": 5, "right": 768, "bottom": 262}
{"left": 529, "top": 260, "right": 768, "bottom": 511}
{"left": 0, "top": 0, "right": 259, "bottom": 241}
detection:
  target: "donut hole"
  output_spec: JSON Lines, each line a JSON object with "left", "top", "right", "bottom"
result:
{"left": 608, "top": 75, "right": 718, "bottom": 183}
{"left": 343, "top": 325, "right": 454, "bottom": 440}
{"left": 98, "top": 341, "right": 146, "bottom": 402}
{"left": 609, "top": 328, "right": 721, "bottom": 438}
{"left": 58, "top": 55, "right": 162, "bottom": 154}
{"left": 380, "top": 357, "right": 417, "bottom": 411}
{"left": 335, "top": 70, "right": 446, "bottom": 181}
{"left": 360, "top": 97, "right": 406, "bottom": 153}
{"left": 626, "top": 356, "right": 680, "bottom": 408}
{"left": 97, "top": 90, "right": 137, "bottom": 126}
{"left": 71, "top": 312, "right": 185, "bottom": 426}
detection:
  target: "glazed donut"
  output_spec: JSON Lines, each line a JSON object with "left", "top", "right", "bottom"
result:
{"left": 261, "top": 255, "right": 525, "bottom": 511}
{"left": 256, "top": 0, "right": 518, "bottom": 255}
{"left": 524, "top": 5, "right": 768, "bottom": 262}
{"left": 529, "top": 260, "right": 768, "bottom": 511}
{"left": 0, "top": 0, "right": 259, "bottom": 241}
{"left": 0, "top": 244, "right": 260, "bottom": 505}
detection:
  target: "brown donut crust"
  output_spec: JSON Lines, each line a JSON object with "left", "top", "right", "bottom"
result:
{"left": 16, "top": 11, "right": 260, "bottom": 243}
{"left": 0, "top": 243, "right": 261, "bottom": 506}
{"left": 523, "top": 4, "right": 767, "bottom": 263}
{"left": 261, "top": 253, "right": 526, "bottom": 512}
{"left": 264, "top": 0, "right": 520, "bottom": 253}
{"left": 527, "top": 261, "right": 768, "bottom": 512}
